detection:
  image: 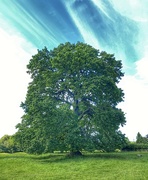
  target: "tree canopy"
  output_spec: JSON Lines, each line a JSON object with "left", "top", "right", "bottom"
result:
{"left": 16, "top": 42, "right": 126, "bottom": 154}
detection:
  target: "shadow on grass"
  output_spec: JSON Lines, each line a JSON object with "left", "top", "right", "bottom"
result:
{"left": 85, "top": 152, "right": 148, "bottom": 162}
{"left": 0, "top": 152, "right": 147, "bottom": 163}
{"left": 32, "top": 153, "right": 85, "bottom": 164}
{"left": 31, "top": 152, "right": 145, "bottom": 164}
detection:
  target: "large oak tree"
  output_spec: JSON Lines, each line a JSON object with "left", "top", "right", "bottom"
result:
{"left": 16, "top": 42, "right": 126, "bottom": 154}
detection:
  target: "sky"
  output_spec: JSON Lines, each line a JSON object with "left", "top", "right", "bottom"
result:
{"left": 0, "top": 0, "right": 148, "bottom": 141}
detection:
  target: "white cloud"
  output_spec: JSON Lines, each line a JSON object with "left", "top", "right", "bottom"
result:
{"left": 136, "top": 56, "right": 148, "bottom": 81}
{"left": 110, "top": 0, "right": 148, "bottom": 22}
{"left": 119, "top": 57, "right": 148, "bottom": 141}
{"left": 0, "top": 28, "right": 36, "bottom": 138}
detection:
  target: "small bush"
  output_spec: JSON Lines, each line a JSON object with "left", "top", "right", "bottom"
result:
{"left": 0, "top": 135, "right": 20, "bottom": 153}
{"left": 94, "top": 150, "right": 106, "bottom": 153}
{"left": 115, "top": 149, "right": 121, "bottom": 152}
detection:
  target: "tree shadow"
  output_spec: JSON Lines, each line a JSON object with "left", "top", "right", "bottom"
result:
{"left": 32, "top": 152, "right": 86, "bottom": 163}
{"left": 84, "top": 152, "right": 147, "bottom": 161}
{"left": 0, "top": 152, "right": 146, "bottom": 163}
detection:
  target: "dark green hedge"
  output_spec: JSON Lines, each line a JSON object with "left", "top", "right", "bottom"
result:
{"left": 122, "top": 143, "right": 148, "bottom": 151}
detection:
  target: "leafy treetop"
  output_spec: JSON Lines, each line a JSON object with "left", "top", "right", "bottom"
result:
{"left": 16, "top": 42, "right": 126, "bottom": 154}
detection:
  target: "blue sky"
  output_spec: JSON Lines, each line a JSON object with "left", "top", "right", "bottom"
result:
{"left": 0, "top": 0, "right": 148, "bottom": 140}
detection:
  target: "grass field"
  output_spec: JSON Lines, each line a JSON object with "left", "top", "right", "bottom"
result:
{"left": 0, "top": 152, "right": 148, "bottom": 180}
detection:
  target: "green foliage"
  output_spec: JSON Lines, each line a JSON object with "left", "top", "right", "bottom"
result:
{"left": 115, "top": 149, "right": 121, "bottom": 152}
{"left": 0, "top": 135, "right": 19, "bottom": 153}
{"left": 16, "top": 42, "right": 126, "bottom": 154}
{"left": 136, "top": 132, "right": 148, "bottom": 144}
{"left": 122, "top": 133, "right": 148, "bottom": 152}
{"left": 122, "top": 142, "right": 148, "bottom": 151}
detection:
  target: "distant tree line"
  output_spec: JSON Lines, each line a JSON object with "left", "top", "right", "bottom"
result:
{"left": 122, "top": 132, "right": 148, "bottom": 151}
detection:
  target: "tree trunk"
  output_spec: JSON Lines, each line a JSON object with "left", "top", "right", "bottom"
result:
{"left": 68, "top": 150, "right": 83, "bottom": 157}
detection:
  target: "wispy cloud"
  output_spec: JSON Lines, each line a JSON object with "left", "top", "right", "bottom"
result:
{"left": 110, "top": 0, "right": 148, "bottom": 22}
{"left": 64, "top": 1, "right": 100, "bottom": 49}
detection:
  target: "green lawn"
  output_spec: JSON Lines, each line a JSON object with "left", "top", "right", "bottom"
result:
{"left": 0, "top": 152, "right": 148, "bottom": 180}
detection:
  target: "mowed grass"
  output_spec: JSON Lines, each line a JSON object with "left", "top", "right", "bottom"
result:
{"left": 0, "top": 152, "right": 148, "bottom": 180}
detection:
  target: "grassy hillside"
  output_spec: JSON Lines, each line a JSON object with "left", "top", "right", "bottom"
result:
{"left": 0, "top": 152, "right": 148, "bottom": 180}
